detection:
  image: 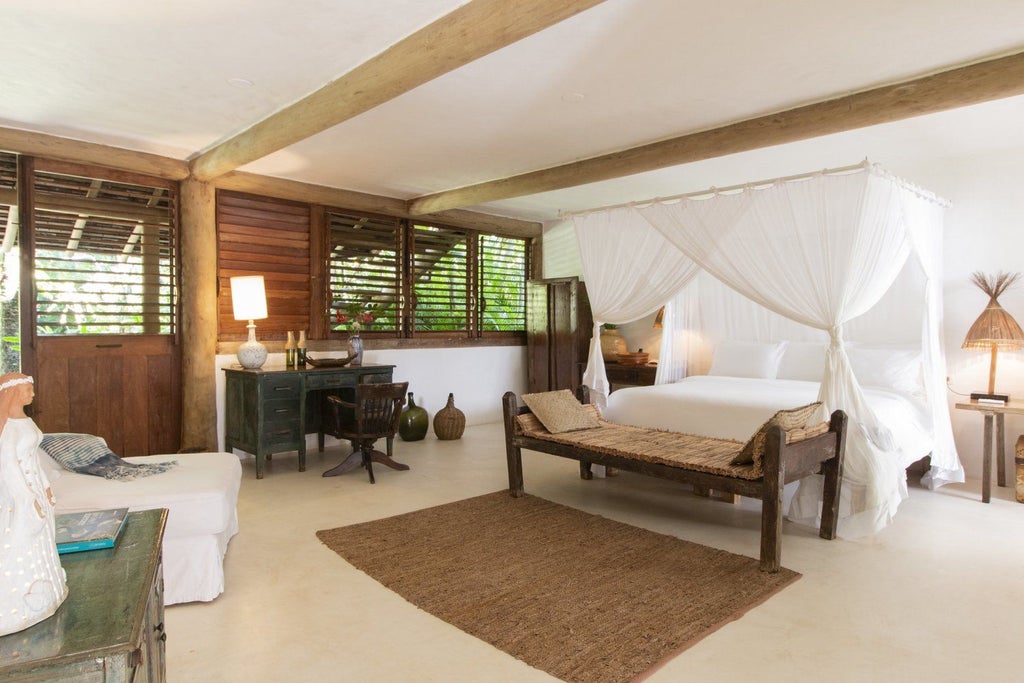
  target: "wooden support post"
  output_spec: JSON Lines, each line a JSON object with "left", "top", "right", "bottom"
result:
{"left": 179, "top": 179, "right": 218, "bottom": 451}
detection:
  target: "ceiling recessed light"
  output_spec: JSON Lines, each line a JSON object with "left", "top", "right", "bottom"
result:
{"left": 561, "top": 92, "right": 586, "bottom": 103}
{"left": 227, "top": 77, "right": 255, "bottom": 88}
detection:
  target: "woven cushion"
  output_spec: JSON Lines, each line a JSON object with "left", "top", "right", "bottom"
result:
{"left": 521, "top": 390, "right": 601, "bottom": 434}
{"left": 730, "top": 402, "right": 823, "bottom": 466}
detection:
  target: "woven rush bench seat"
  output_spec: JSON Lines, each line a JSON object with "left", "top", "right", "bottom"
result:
{"left": 502, "top": 390, "right": 847, "bottom": 572}
{"left": 515, "top": 407, "right": 830, "bottom": 481}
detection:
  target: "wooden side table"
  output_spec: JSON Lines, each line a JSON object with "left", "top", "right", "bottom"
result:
{"left": 604, "top": 362, "right": 658, "bottom": 391}
{"left": 954, "top": 400, "right": 1024, "bottom": 502}
{"left": 0, "top": 509, "right": 168, "bottom": 682}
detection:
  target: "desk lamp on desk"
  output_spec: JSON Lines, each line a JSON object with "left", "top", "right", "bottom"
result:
{"left": 231, "top": 275, "right": 269, "bottom": 369}
{"left": 961, "top": 271, "right": 1024, "bottom": 403}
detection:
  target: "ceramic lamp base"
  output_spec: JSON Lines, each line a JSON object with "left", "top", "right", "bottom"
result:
{"left": 237, "top": 322, "right": 267, "bottom": 369}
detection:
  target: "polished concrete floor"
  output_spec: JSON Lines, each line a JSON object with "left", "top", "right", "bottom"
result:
{"left": 166, "top": 423, "right": 1023, "bottom": 682}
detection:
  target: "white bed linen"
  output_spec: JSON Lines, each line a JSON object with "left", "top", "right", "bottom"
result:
{"left": 50, "top": 452, "right": 241, "bottom": 605}
{"left": 604, "top": 376, "right": 934, "bottom": 472}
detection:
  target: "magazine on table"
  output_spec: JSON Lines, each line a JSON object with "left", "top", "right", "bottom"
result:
{"left": 55, "top": 507, "right": 130, "bottom": 554}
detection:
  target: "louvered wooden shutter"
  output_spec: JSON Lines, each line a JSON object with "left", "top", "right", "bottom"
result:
{"left": 217, "top": 191, "right": 310, "bottom": 340}
{"left": 31, "top": 165, "right": 177, "bottom": 335}
{"left": 411, "top": 223, "right": 469, "bottom": 334}
{"left": 478, "top": 234, "right": 527, "bottom": 334}
{"left": 327, "top": 211, "right": 401, "bottom": 334}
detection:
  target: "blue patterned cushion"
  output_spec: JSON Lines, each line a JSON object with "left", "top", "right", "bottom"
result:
{"left": 40, "top": 433, "right": 176, "bottom": 481}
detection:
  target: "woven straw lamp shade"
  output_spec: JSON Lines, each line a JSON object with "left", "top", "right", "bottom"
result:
{"left": 962, "top": 272, "right": 1024, "bottom": 396}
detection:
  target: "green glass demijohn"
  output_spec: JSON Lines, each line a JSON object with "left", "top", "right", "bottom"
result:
{"left": 398, "top": 392, "right": 429, "bottom": 441}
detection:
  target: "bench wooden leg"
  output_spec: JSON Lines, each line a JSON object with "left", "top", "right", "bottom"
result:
{"left": 503, "top": 392, "right": 525, "bottom": 497}
{"left": 760, "top": 431, "right": 785, "bottom": 573}
{"left": 820, "top": 411, "right": 848, "bottom": 540}
{"left": 580, "top": 461, "right": 593, "bottom": 480}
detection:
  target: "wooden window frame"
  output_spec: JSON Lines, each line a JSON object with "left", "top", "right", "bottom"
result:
{"left": 217, "top": 192, "right": 532, "bottom": 351}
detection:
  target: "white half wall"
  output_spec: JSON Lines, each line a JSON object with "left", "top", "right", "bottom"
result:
{"left": 215, "top": 345, "right": 527, "bottom": 452}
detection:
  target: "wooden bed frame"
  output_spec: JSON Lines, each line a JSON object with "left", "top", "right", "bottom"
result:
{"left": 502, "top": 389, "right": 848, "bottom": 572}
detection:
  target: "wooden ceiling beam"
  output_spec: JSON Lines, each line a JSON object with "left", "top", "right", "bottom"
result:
{"left": 0, "top": 126, "right": 189, "bottom": 181}
{"left": 408, "top": 50, "right": 1024, "bottom": 215}
{"left": 189, "top": 0, "right": 609, "bottom": 182}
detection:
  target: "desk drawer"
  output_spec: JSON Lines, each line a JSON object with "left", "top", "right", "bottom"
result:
{"left": 262, "top": 398, "right": 301, "bottom": 427}
{"left": 262, "top": 423, "right": 302, "bottom": 448}
{"left": 262, "top": 374, "right": 301, "bottom": 398}
{"left": 305, "top": 372, "right": 357, "bottom": 390}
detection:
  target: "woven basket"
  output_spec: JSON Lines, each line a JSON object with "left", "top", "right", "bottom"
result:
{"left": 433, "top": 393, "right": 466, "bottom": 440}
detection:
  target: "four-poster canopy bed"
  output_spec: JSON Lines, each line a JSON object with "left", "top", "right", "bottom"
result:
{"left": 569, "top": 160, "right": 964, "bottom": 538}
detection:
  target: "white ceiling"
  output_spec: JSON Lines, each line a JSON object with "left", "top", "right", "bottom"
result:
{"left": 4, "top": 0, "right": 1024, "bottom": 222}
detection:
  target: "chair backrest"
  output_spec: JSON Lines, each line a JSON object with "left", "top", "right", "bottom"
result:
{"left": 341, "top": 381, "right": 409, "bottom": 440}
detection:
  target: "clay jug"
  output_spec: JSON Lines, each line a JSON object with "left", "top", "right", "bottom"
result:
{"left": 433, "top": 393, "right": 466, "bottom": 440}
{"left": 398, "top": 392, "right": 429, "bottom": 441}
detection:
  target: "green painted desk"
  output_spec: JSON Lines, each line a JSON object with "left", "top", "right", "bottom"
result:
{"left": 0, "top": 508, "right": 168, "bottom": 682}
{"left": 223, "top": 363, "right": 395, "bottom": 478}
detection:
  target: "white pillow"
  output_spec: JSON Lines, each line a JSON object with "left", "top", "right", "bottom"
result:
{"left": 707, "top": 341, "right": 787, "bottom": 379}
{"left": 776, "top": 342, "right": 828, "bottom": 382}
{"left": 848, "top": 346, "right": 924, "bottom": 395}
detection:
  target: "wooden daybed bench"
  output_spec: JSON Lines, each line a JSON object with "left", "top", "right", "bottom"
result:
{"left": 502, "top": 390, "right": 847, "bottom": 572}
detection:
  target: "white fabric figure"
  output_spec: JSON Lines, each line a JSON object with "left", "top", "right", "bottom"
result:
{"left": 0, "top": 374, "right": 67, "bottom": 636}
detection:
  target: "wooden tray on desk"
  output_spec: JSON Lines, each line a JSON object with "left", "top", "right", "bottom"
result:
{"left": 306, "top": 355, "right": 353, "bottom": 368}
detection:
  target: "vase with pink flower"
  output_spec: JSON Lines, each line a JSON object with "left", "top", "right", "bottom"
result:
{"left": 334, "top": 302, "right": 375, "bottom": 365}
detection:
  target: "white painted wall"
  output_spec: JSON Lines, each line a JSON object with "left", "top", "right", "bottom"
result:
{"left": 543, "top": 148, "right": 1024, "bottom": 481}
{"left": 215, "top": 345, "right": 527, "bottom": 451}
{"left": 901, "top": 149, "right": 1024, "bottom": 480}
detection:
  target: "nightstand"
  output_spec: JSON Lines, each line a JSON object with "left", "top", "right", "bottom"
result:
{"left": 954, "top": 400, "right": 1024, "bottom": 502}
{"left": 604, "top": 362, "right": 658, "bottom": 390}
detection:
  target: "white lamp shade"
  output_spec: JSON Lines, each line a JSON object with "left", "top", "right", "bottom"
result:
{"left": 230, "top": 276, "right": 268, "bottom": 321}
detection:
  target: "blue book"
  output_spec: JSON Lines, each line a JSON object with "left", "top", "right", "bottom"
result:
{"left": 55, "top": 508, "right": 130, "bottom": 554}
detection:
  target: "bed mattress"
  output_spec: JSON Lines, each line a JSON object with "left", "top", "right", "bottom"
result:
{"left": 603, "top": 375, "right": 933, "bottom": 470}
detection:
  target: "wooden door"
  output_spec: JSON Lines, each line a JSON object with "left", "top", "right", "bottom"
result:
{"left": 18, "top": 156, "right": 181, "bottom": 456}
{"left": 525, "top": 278, "right": 592, "bottom": 393}
{"left": 32, "top": 335, "right": 181, "bottom": 456}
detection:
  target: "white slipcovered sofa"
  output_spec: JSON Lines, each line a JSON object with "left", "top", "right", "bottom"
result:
{"left": 40, "top": 449, "right": 242, "bottom": 605}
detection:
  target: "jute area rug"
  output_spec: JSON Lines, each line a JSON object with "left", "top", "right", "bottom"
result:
{"left": 316, "top": 492, "right": 799, "bottom": 683}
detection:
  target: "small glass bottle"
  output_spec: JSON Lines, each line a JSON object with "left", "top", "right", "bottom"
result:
{"left": 285, "top": 330, "right": 296, "bottom": 367}
{"left": 297, "top": 330, "right": 307, "bottom": 365}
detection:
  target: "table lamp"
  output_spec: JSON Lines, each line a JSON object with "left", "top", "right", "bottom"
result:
{"left": 231, "top": 275, "right": 269, "bottom": 369}
{"left": 962, "top": 271, "right": 1024, "bottom": 401}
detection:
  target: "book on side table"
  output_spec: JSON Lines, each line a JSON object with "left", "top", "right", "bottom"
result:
{"left": 55, "top": 507, "right": 130, "bottom": 554}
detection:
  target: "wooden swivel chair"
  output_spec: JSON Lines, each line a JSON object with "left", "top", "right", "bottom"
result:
{"left": 321, "top": 381, "right": 409, "bottom": 483}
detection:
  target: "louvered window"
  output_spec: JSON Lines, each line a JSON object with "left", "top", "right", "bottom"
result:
{"left": 411, "top": 223, "right": 469, "bottom": 333}
{"left": 479, "top": 234, "right": 526, "bottom": 333}
{"left": 327, "top": 211, "right": 401, "bottom": 333}
{"left": 32, "top": 168, "right": 176, "bottom": 335}
{"left": 217, "top": 196, "right": 528, "bottom": 344}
